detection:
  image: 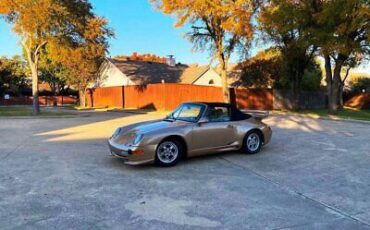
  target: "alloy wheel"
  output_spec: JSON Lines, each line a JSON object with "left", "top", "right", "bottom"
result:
{"left": 246, "top": 133, "right": 260, "bottom": 152}
{"left": 157, "top": 141, "right": 179, "bottom": 164}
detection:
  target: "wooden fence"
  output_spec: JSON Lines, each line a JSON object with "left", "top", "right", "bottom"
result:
{"left": 85, "top": 83, "right": 274, "bottom": 110}
{"left": 0, "top": 96, "right": 78, "bottom": 106}
{"left": 273, "top": 90, "right": 327, "bottom": 110}
{"left": 233, "top": 88, "right": 273, "bottom": 110}
{"left": 123, "top": 84, "right": 225, "bottom": 110}
{"left": 86, "top": 86, "right": 124, "bottom": 108}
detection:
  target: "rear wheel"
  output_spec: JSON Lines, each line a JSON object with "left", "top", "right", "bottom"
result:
{"left": 155, "top": 139, "right": 183, "bottom": 167}
{"left": 243, "top": 130, "right": 262, "bottom": 154}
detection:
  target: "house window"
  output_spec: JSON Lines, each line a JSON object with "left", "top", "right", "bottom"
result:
{"left": 209, "top": 79, "right": 214, "bottom": 85}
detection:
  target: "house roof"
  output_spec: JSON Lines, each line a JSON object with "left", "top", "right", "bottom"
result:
{"left": 107, "top": 58, "right": 214, "bottom": 85}
{"left": 108, "top": 58, "right": 187, "bottom": 85}
{"left": 180, "top": 65, "right": 210, "bottom": 84}
{"left": 215, "top": 63, "right": 243, "bottom": 87}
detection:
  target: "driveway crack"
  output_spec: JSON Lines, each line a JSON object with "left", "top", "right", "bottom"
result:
{"left": 218, "top": 156, "right": 370, "bottom": 228}
{"left": 0, "top": 140, "right": 27, "bottom": 161}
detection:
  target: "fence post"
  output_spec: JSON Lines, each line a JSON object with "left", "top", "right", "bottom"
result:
{"left": 121, "top": 86, "right": 125, "bottom": 109}
{"left": 229, "top": 88, "right": 236, "bottom": 106}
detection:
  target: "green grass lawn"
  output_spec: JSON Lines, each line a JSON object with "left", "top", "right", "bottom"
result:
{"left": 0, "top": 106, "right": 70, "bottom": 117}
{"left": 301, "top": 107, "right": 370, "bottom": 121}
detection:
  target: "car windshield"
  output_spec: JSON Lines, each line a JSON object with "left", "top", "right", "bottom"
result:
{"left": 166, "top": 104, "right": 205, "bottom": 122}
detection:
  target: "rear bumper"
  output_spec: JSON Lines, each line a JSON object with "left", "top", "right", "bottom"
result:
{"left": 108, "top": 139, "right": 155, "bottom": 165}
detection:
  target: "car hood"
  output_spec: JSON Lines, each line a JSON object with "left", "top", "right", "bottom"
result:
{"left": 112, "top": 119, "right": 187, "bottom": 145}
{"left": 128, "top": 119, "right": 186, "bottom": 134}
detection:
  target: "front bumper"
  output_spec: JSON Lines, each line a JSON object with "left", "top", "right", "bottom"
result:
{"left": 108, "top": 139, "right": 155, "bottom": 165}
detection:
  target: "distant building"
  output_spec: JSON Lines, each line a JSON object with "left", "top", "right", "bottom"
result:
{"left": 94, "top": 58, "right": 223, "bottom": 88}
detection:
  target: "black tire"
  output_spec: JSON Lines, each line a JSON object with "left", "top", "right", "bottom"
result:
{"left": 155, "top": 139, "right": 183, "bottom": 167}
{"left": 243, "top": 130, "right": 262, "bottom": 154}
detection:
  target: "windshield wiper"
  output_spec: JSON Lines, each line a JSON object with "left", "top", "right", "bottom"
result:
{"left": 163, "top": 116, "right": 176, "bottom": 122}
{"left": 163, "top": 113, "right": 176, "bottom": 122}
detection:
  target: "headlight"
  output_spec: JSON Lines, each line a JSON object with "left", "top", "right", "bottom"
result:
{"left": 111, "top": 128, "right": 122, "bottom": 138}
{"left": 132, "top": 134, "right": 144, "bottom": 145}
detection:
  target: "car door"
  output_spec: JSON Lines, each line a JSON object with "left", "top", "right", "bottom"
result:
{"left": 191, "top": 106, "right": 237, "bottom": 152}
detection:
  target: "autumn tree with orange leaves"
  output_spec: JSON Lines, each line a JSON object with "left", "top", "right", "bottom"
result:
{"left": 152, "top": 0, "right": 260, "bottom": 102}
{"left": 48, "top": 17, "right": 113, "bottom": 107}
{"left": 115, "top": 52, "right": 168, "bottom": 64}
{"left": 0, "top": 0, "right": 111, "bottom": 113}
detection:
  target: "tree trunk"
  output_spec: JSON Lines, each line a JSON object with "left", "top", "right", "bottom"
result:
{"left": 324, "top": 55, "right": 336, "bottom": 114}
{"left": 79, "top": 88, "right": 87, "bottom": 108}
{"left": 30, "top": 61, "right": 40, "bottom": 114}
{"left": 338, "top": 83, "right": 344, "bottom": 109}
{"left": 327, "top": 70, "right": 341, "bottom": 114}
{"left": 291, "top": 71, "right": 302, "bottom": 111}
{"left": 220, "top": 68, "right": 230, "bottom": 103}
{"left": 331, "top": 60, "right": 343, "bottom": 113}
{"left": 218, "top": 57, "right": 230, "bottom": 103}
{"left": 329, "top": 81, "right": 339, "bottom": 114}
{"left": 24, "top": 44, "right": 44, "bottom": 115}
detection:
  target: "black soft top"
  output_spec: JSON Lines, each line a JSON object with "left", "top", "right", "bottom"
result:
{"left": 191, "top": 102, "right": 252, "bottom": 121}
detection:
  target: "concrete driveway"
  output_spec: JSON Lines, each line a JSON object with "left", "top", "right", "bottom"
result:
{"left": 0, "top": 111, "right": 369, "bottom": 229}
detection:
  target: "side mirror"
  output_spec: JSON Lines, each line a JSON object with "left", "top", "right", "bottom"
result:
{"left": 198, "top": 117, "right": 209, "bottom": 125}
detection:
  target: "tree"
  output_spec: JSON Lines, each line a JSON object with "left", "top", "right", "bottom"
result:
{"left": 39, "top": 51, "right": 68, "bottom": 96}
{"left": 259, "top": 0, "right": 318, "bottom": 110}
{"left": 115, "top": 53, "right": 168, "bottom": 63}
{"left": 300, "top": 61, "right": 323, "bottom": 91}
{"left": 312, "top": 0, "right": 369, "bottom": 114}
{"left": 152, "top": 0, "right": 260, "bottom": 102}
{"left": 0, "top": 0, "right": 100, "bottom": 114}
{"left": 238, "top": 48, "right": 322, "bottom": 91}
{"left": 237, "top": 49, "right": 282, "bottom": 88}
{"left": 350, "top": 76, "right": 370, "bottom": 92}
{"left": 49, "top": 17, "right": 113, "bottom": 107}
{"left": 0, "top": 56, "right": 28, "bottom": 96}
{"left": 260, "top": 0, "right": 369, "bottom": 113}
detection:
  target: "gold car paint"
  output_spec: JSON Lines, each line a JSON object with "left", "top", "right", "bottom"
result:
{"left": 109, "top": 102, "right": 272, "bottom": 165}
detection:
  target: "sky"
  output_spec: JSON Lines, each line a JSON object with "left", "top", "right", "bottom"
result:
{"left": 0, "top": 0, "right": 368, "bottom": 72}
{"left": 0, "top": 0, "right": 214, "bottom": 65}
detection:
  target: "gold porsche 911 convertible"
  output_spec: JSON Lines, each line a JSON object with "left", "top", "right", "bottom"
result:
{"left": 108, "top": 102, "right": 272, "bottom": 167}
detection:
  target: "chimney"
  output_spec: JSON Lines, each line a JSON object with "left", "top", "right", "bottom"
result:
{"left": 167, "top": 55, "right": 176, "bottom": 67}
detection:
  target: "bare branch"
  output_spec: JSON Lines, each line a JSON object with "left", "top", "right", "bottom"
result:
{"left": 342, "top": 67, "right": 351, "bottom": 84}
{"left": 191, "top": 32, "right": 211, "bottom": 37}
{"left": 34, "top": 41, "right": 47, "bottom": 56}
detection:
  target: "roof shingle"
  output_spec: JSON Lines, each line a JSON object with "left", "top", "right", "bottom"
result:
{"left": 108, "top": 59, "right": 213, "bottom": 85}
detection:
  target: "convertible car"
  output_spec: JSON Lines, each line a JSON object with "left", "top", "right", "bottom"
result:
{"left": 108, "top": 102, "right": 272, "bottom": 167}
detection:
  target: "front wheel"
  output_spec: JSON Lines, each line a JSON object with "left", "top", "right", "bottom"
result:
{"left": 243, "top": 131, "right": 262, "bottom": 154}
{"left": 155, "top": 139, "right": 183, "bottom": 167}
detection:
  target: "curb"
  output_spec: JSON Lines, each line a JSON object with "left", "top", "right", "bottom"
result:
{"left": 314, "top": 116, "right": 370, "bottom": 125}
{"left": 0, "top": 114, "right": 90, "bottom": 119}
{"left": 271, "top": 111, "right": 370, "bottom": 125}
{"left": 107, "top": 109, "right": 169, "bottom": 115}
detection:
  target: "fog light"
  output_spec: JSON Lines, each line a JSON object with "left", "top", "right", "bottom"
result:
{"left": 132, "top": 149, "right": 144, "bottom": 155}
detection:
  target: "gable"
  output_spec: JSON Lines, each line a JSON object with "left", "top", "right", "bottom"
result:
{"left": 192, "top": 68, "right": 222, "bottom": 86}
{"left": 95, "top": 60, "right": 134, "bottom": 87}
{"left": 180, "top": 66, "right": 210, "bottom": 84}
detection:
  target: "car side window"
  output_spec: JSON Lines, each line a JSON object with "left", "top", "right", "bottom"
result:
{"left": 206, "top": 106, "right": 231, "bottom": 122}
